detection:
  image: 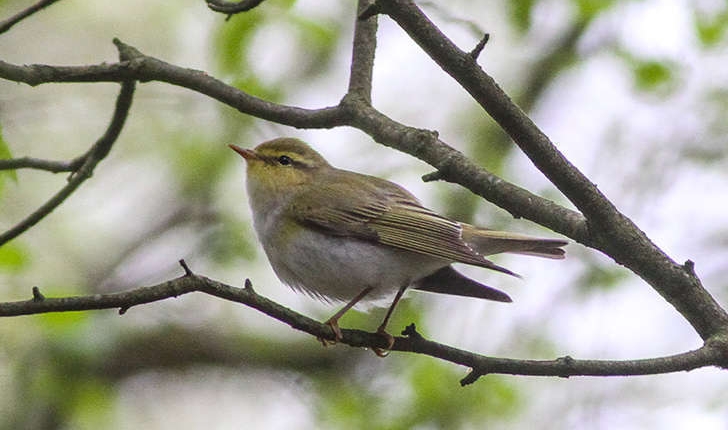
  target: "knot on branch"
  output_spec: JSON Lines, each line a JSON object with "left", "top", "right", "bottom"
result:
{"left": 244, "top": 278, "right": 255, "bottom": 292}
{"left": 32, "top": 287, "right": 45, "bottom": 302}
{"left": 468, "top": 33, "right": 490, "bottom": 60}
{"left": 402, "top": 323, "right": 423, "bottom": 340}
{"left": 556, "top": 355, "right": 576, "bottom": 378}
{"left": 179, "top": 259, "right": 195, "bottom": 277}
{"left": 683, "top": 259, "right": 697, "bottom": 278}
{"left": 460, "top": 369, "right": 484, "bottom": 386}
{"left": 421, "top": 170, "right": 443, "bottom": 183}
{"left": 113, "top": 38, "right": 144, "bottom": 62}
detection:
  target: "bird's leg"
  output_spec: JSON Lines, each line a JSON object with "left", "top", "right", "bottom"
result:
{"left": 319, "top": 286, "right": 373, "bottom": 346}
{"left": 373, "top": 284, "right": 408, "bottom": 357}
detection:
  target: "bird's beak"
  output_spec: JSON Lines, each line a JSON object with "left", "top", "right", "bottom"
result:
{"left": 229, "top": 144, "right": 259, "bottom": 161}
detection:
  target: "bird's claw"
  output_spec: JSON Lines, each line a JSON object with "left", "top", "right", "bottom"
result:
{"left": 317, "top": 318, "right": 395, "bottom": 357}
{"left": 372, "top": 327, "right": 395, "bottom": 357}
{"left": 318, "top": 318, "right": 343, "bottom": 346}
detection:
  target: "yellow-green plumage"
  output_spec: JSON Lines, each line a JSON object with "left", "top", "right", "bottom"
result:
{"left": 231, "top": 137, "right": 567, "bottom": 343}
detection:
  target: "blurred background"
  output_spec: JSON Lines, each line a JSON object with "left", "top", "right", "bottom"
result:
{"left": 1, "top": 0, "right": 727, "bottom": 428}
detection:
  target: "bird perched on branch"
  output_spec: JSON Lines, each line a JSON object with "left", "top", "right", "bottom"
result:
{"left": 230, "top": 137, "right": 567, "bottom": 354}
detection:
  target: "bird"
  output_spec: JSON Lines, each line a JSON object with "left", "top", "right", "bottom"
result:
{"left": 230, "top": 137, "right": 567, "bottom": 353}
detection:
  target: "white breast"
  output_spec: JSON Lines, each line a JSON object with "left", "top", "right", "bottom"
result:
{"left": 260, "top": 223, "right": 447, "bottom": 303}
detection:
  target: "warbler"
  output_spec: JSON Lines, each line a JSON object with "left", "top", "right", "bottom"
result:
{"left": 230, "top": 137, "right": 566, "bottom": 350}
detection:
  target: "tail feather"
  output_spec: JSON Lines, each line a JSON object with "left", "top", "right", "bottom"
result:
{"left": 461, "top": 224, "right": 567, "bottom": 259}
{"left": 413, "top": 266, "right": 512, "bottom": 302}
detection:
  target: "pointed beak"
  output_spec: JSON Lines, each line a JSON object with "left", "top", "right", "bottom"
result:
{"left": 229, "top": 144, "right": 259, "bottom": 161}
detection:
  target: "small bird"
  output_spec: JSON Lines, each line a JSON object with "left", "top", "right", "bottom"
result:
{"left": 230, "top": 137, "right": 566, "bottom": 352}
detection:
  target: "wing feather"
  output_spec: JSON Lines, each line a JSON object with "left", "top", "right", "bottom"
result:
{"left": 289, "top": 170, "right": 516, "bottom": 276}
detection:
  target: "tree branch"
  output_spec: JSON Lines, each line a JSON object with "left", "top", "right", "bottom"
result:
{"left": 0, "top": 39, "right": 582, "bottom": 243}
{"left": 0, "top": 0, "right": 62, "bottom": 34}
{"left": 0, "top": 39, "right": 346, "bottom": 128}
{"left": 1, "top": 263, "right": 725, "bottom": 383}
{"left": 1, "top": 1, "right": 726, "bottom": 382}
{"left": 0, "top": 80, "right": 135, "bottom": 246}
{"left": 205, "top": 0, "right": 266, "bottom": 15}
{"left": 346, "top": 0, "right": 378, "bottom": 103}
{"left": 374, "top": 0, "right": 728, "bottom": 341}
{"left": 5, "top": 34, "right": 717, "bottom": 344}
{"left": 375, "top": 0, "right": 605, "bottom": 217}
{"left": 0, "top": 155, "right": 85, "bottom": 173}
{"left": 397, "top": 324, "right": 727, "bottom": 385}
{"left": 341, "top": 103, "right": 588, "bottom": 238}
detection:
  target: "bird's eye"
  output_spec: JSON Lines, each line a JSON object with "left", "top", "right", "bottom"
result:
{"left": 277, "top": 155, "right": 293, "bottom": 166}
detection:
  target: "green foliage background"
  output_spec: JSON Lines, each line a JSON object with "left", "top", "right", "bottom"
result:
{"left": 1, "top": 0, "right": 728, "bottom": 428}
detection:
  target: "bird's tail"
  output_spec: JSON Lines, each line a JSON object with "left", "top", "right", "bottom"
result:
{"left": 461, "top": 224, "right": 567, "bottom": 259}
{"left": 413, "top": 266, "right": 512, "bottom": 302}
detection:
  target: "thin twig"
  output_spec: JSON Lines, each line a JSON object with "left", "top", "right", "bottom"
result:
{"left": 345, "top": 0, "right": 379, "bottom": 103}
{"left": 0, "top": 0, "right": 62, "bottom": 34}
{"left": 205, "top": 0, "right": 266, "bottom": 14}
{"left": 0, "top": 80, "right": 135, "bottom": 246}
{"left": 0, "top": 155, "right": 85, "bottom": 173}
{"left": 468, "top": 33, "right": 489, "bottom": 60}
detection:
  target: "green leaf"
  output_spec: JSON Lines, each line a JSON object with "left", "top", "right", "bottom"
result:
{"left": 0, "top": 243, "right": 29, "bottom": 272}
{"left": 407, "top": 360, "right": 520, "bottom": 426}
{"left": 575, "top": 0, "right": 617, "bottom": 22}
{"left": 212, "top": 0, "right": 299, "bottom": 78}
{"left": 632, "top": 60, "right": 675, "bottom": 92}
{"left": 213, "top": 10, "right": 263, "bottom": 77}
{"left": 36, "top": 294, "right": 91, "bottom": 335}
{"left": 507, "top": 0, "right": 536, "bottom": 33}
{"left": 695, "top": 9, "right": 728, "bottom": 47}
{"left": 38, "top": 311, "right": 90, "bottom": 332}
{"left": 67, "top": 380, "right": 115, "bottom": 429}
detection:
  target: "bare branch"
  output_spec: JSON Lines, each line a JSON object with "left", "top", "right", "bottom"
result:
{"left": 375, "top": 0, "right": 728, "bottom": 341}
{"left": 0, "top": 155, "right": 85, "bottom": 173}
{"left": 2, "top": 270, "right": 726, "bottom": 382}
{"left": 205, "top": 0, "right": 266, "bottom": 15}
{"left": 1, "top": 1, "right": 726, "bottom": 375}
{"left": 0, "top": 80, "right": 135, "bottom": 246}
{"left": 468, "top": 33, "right": 489, "bottom": 60}
{"left": 3, "top": 38, "right": 347, "bottom": 129}
{"left": 339, "top": 101, "right": 587, "bottom": 239}
{"left": 0, "top": 39, "right": 581, "bottom": 243}
{"left": 397, "top": 324, "right": 727, "bottom": 384}
{"left": 346, "top": 0, "right": 379, "bottom": 103}
{"left": 376, "top": 0, "right": 606, "bottom": 220}
{"left": 0, "top": 0, "right": 62, "bottom": 34}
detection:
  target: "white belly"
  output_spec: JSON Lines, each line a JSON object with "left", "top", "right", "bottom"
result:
{"left": 262, "top": 227, "right": 447, "bottom": 302}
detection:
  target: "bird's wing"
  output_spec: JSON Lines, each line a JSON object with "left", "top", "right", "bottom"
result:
{"left": 290, "top": 171, "right": 516, "bottom": 276}
{"left": 368, "top": 202, "right": 517, "bottom": 276}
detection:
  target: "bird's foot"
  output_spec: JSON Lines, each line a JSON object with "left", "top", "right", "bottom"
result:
{"left": 372, "top": 326, "right": 395, "bottom": 357}
{"left": 318, "top": 318, "right": 343, "bottom": 346}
